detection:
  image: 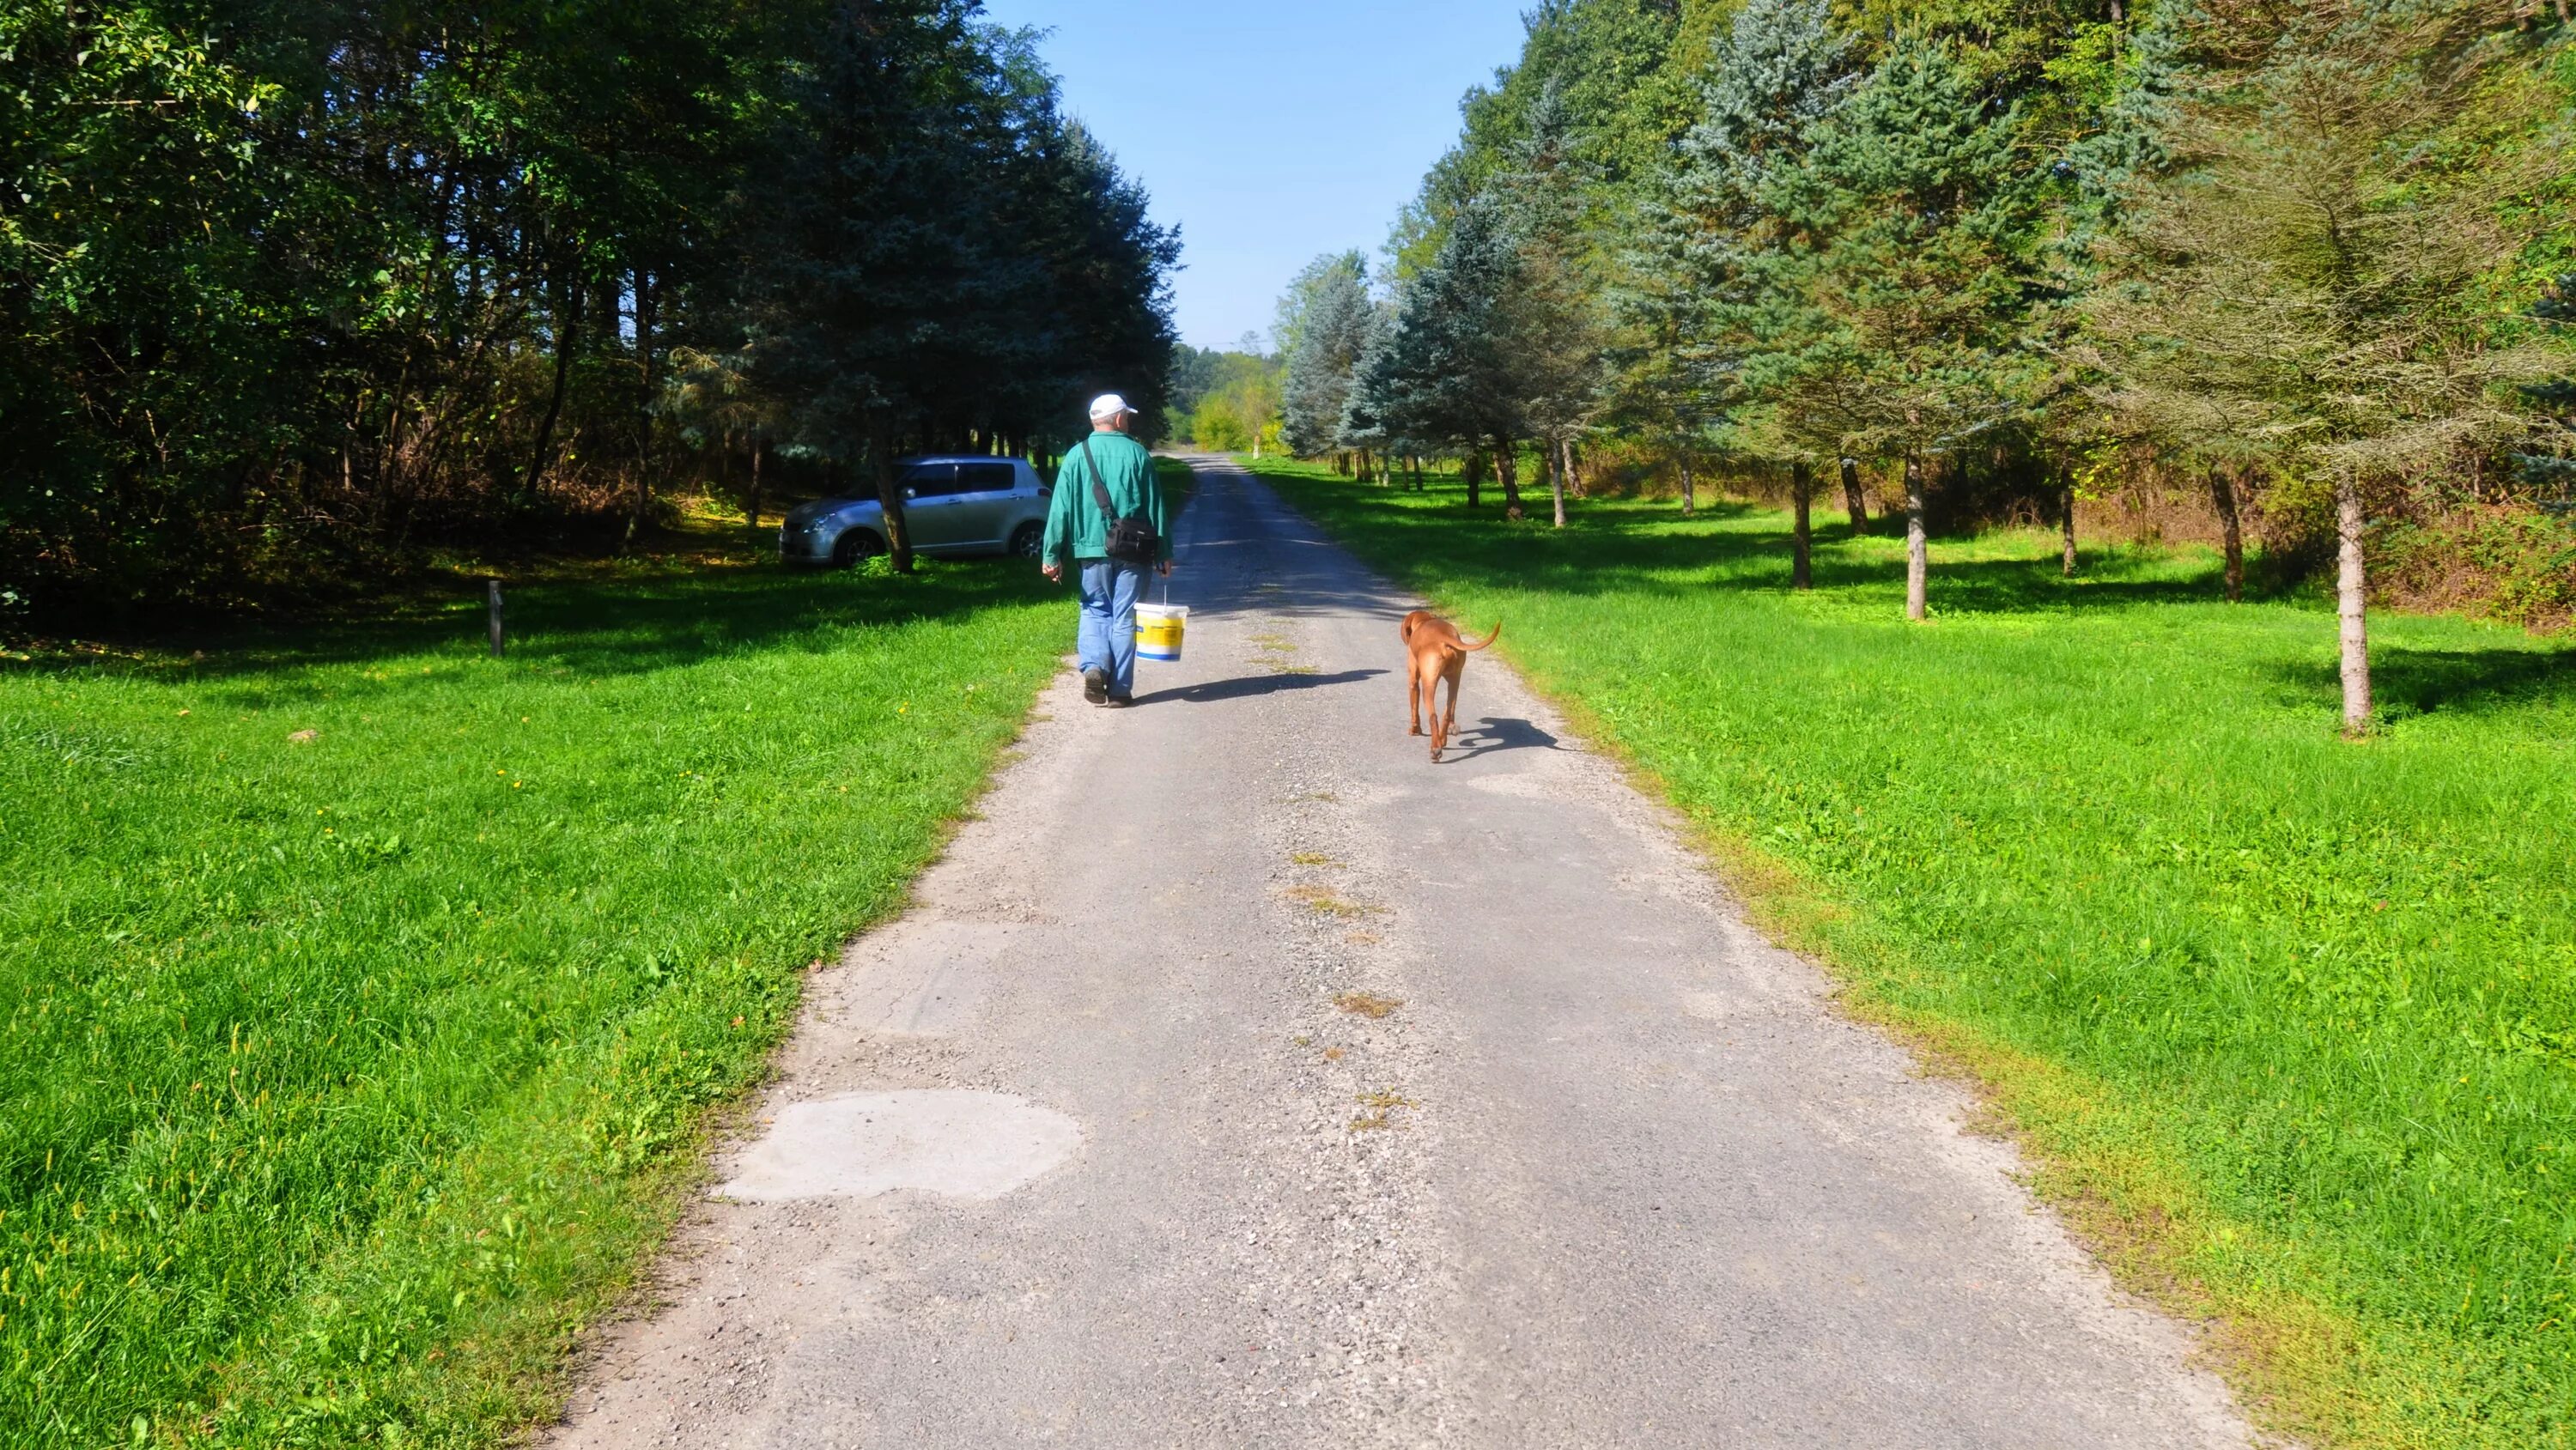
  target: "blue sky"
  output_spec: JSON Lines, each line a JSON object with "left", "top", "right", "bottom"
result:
{"left": 977, "top": 0, "right": 1533, "bottom": 353}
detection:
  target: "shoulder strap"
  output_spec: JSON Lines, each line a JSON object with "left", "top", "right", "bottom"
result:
{"left": 1078, "top": 436, "right": 1115, "bottom": 517}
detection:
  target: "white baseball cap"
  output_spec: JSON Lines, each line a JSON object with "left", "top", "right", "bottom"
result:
{"left": 1088, "top": 392, "right": 1133, "bottom": 422}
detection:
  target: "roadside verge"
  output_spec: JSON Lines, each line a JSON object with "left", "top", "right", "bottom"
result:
{"left": 1244, "top": 454, "right": 2576, "bottom": 1450}
{"left": 1, "top": 557, "right": 1068, "bottom": 1447}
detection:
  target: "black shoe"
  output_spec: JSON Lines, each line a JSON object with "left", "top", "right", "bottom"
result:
{"left": 1106, "top": 692, "right": 1134, "bottom": 708}
{"left": 1083, "top": 667, "right": 1109, "bottom": 705}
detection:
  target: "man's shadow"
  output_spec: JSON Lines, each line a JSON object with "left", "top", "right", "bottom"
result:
{"left": 1129, "top": 668, "right": 1385, "bottom": 707}
{"left": 1437, "top": 717, "right": 1562, "bottom": 762}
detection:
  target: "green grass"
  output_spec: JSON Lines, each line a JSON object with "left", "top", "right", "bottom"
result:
{"left": 1, "top": 548, "right": 1073, "bottom": 1447}
{"left": 1249, "top": 456, "right": 2576, "bottom": 1449}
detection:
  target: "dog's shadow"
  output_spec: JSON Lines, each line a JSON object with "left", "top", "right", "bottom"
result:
{"left": 1438, "top": 716, "right": 1562, "bottom": 763}
{"left": 1130, "top": 668, "right": 1385, "bottom": 707}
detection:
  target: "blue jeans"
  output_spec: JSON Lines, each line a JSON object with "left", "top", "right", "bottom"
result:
{"left": 1078, "top": 558, "right": 1147, "bottom": 698}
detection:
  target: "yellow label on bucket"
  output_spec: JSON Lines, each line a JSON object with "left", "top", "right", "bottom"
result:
{"left": 1136, "top": 604, "right": 1188, "bottom": 663}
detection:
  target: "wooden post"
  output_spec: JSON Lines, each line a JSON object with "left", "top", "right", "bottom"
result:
{"left": 487, "top": 579, "right": 506, "bottom": 658}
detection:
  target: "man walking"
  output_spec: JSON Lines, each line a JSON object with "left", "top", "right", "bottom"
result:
{"left": 1042, "top": 393, "right": 1173, "bottom": 706}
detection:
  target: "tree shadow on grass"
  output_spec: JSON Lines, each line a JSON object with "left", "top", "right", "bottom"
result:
{"left": 1317, "top": 498, "right": 2247, "bottom": 617}
{"left": 11, "top": 561, "right": 1055, "bottom": 705}
{"left": 1913, "top": 555, "right": 2257, "bottom": 616}
{"left": 2267, "top": 644, "right": 2576, "bottom": 720}
{"left": 1499, "top": 498, "right": 1764, "bottom": 529}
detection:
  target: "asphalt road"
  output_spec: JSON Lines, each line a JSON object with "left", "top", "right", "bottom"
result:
{"left": 550, "top": 457, "right": 2260, "bottom": 1449}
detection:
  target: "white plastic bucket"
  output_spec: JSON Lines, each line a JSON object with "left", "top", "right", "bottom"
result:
{"left": 1135, "top": 603, "right": 1188, "bottom": 663}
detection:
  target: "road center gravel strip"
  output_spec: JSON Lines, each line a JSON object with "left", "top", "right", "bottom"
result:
{"left": 549, "top": 457, "right": 2262, "bottom": 1449}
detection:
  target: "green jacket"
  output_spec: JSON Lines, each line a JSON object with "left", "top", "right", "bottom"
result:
{"left": 1042, "top": 430, "right": 1170, "bottom": 567}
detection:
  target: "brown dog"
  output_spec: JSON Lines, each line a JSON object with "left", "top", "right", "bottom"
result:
{"left": 1401, "top": 610, "right": 1501, "bottom": 762}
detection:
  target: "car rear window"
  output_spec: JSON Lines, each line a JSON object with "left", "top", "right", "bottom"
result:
{"left": 957, "top": 461, "right": 1018, "bottom": 491}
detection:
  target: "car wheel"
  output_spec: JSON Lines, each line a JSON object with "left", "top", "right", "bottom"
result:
{"left": 832, "top": 530, "right": 884, "bottom": 569}
{"left": 1009, "top": 522, "right": 1043, "bottom": 560}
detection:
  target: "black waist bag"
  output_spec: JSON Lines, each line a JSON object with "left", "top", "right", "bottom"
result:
{"left": 1080, "top": 436, "right": 1157, "bottom": 566}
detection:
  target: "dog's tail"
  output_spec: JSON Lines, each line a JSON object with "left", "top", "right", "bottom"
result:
{"left": 1453, "top": 621, "right": 1502, "bottom": 652}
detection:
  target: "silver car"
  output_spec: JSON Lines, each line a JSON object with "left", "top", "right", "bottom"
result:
{"left": 779, "top": 456, "right": 1051, "bottom": 567}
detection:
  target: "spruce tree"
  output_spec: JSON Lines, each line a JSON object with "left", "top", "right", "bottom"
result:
{"left": 1346, "top": 197, "right": 1533, "bottom": 517}
{"left": 753, "top": 0, "right": 1035, "bottom": 572}
{"left": 1744, "top": 39, "right": 2045, "bottom": 620}
{"left": 2084, "top": 0, "right": 2570, "bottom": 731}
{"left": 1279, "top": 255, "right": 1373, "bottom": 459}
{"left": 1337, "top": 303, "right": 1406, "bottom": 479}
{"left": 1496, "top": 83, "right": 1610, "bottom": 529}
{"left": 2520, "top": 276, "right": 2576, "bottom": 518}
{"left": 1616, "top": 0, "right": 1856, "bottom": 558}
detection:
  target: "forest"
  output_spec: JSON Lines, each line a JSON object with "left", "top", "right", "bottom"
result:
{"left": 0, "top": 0, "right": 1179, "bottom": 614}
{"left": 1261, "top": 0, "right": 2576, "bottom": 732}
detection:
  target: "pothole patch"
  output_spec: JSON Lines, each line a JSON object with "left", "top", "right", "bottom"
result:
{"left": 718, "top": 1089, "right": 1081, "bottom": 1202}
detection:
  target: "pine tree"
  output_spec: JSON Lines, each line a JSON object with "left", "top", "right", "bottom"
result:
{"left": 2085, "top": 0, "right": 2570, "bottom": 731}
{"left": 1616, "top": 0, "right": 1856, "bottom": 560}
{"left": 1496, "top": 82, "right": 1610, "bottom": 529}
{"left": 1345, "top": 197, "right": 1534, "bottom": 517}
{"left": 1677, "top": 0, "right": 1856, "bottom": 223}
{"left": 2054, "top": 9, "right": 2201, "bottom": 587}
{"left": 1741, "top": 39, "right": 2045, "bottom": 620}
{"left": 1337, "top": 303, "right": 1406, "bottom": 479}
{"left": 748, "top": 7, "right": 1176, "bottom": 571}
{"left": 1279, "top": 254, "right": 1373, "bottom": 459}
{"left": 752, "top": 0, "right": 1034, "bottom": 572}
{"left": 2519, "top": 275, "right": 2576, "bottom": 518}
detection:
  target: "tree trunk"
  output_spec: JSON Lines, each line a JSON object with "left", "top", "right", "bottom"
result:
{"left": 1546, "top": 437, "right": 1567, "bottom": 529}
{"left": 1840, "top": 457, "right": 1868, "bottom": 533}
{"left": 2208, "top": 464, "right": 2245, "bottom": 603}
{"left": 622, "top": 269, "right": 658, "bottom": 551}
{"left": 2061, "top": 481, "right": 2079, "bottom": 576}
{"left": 1904, "top": 452, "right": 1929, "bottom": 622}
{"left": 2336, "top": 474, "right": 2371, "bottom": 735}
{"left": 745, "top": 436, "right": 766, "bottom": 545}
{"left": 519, "top": 270, "right": 578, "bottom": 504}
{"left": 1494, "top": 441, "right": 1525, "bottom": 520}
{"left": 376, "top": 349, "right": 416, "bottom": 535}
{"left": 1465, "top": 449, "right": 1483, "bottom": 508}
{"left": 1791, "top": 460, "right": 1814, "bottom": 590}
{"left": 1680, "top": 455, "right": 1695, "bottom": 517}
{"left": 1564, "top": 438, "right": 1583, "bottom": 499}
{"left": 871, "top": 411, "right": 916, "bottom": 573}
